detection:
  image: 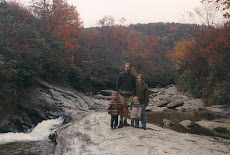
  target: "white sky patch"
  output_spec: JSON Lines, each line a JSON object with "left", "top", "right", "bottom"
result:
{"left": 18, "top": 0, "right": 203, "bottom": 27}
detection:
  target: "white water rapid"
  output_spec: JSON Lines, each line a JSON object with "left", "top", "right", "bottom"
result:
{"left": 0, "top": 117, "right": 63, "bottom": 144}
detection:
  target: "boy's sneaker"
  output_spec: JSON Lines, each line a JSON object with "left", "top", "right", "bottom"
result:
{"left": 124, "top": 119, "right": 130, "bottom": 126}
{"left": 113, "top": 126, "right": 117, "bottom": 129}
{"left": 118, "top": 120, "right": 124, "bottom": 128}
{"left": 142, "top": 127, "right": 147, "bottom": 130}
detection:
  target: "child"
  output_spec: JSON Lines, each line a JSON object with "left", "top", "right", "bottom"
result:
{"left": 108, "top": 92, "right": 122, "bottom": 129}
{"left": 130, "top": 96, "right": 142, "bottom": 128}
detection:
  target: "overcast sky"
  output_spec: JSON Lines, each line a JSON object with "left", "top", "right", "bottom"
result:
{"left": 21, "top": 0, "right": 203, "bottom": 27}
{"left": 70, "top": 0, "right": 202, "bottom": 27}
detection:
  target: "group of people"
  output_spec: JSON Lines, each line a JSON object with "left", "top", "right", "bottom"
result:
{"left": 108, "top": 63, "right": 149, "bottom": 130}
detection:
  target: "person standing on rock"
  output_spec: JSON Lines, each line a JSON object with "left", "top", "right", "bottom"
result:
{"left": 108, "top": 92, "right": 122, "bottom": 129}
{"left": 136, "top": 74, "right": 149, "bottom": 130}
{"left": 116, "top": 63, "right": 136, "bottom": 128}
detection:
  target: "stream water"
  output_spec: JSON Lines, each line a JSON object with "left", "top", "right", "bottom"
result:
{"left": 0, "top": 88, "right": 228, "bottom": 155}
{"left": 0, "top": 117, "right": 63, "bottom": 155}
{"left": 147, "top": 111, "right": 229, "bottom": 139}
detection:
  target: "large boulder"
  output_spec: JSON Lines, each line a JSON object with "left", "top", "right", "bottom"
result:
{"left": 196, "top": 119, "right": 230, "bottom": 137}
{"left": 98, "top": 90, "right": 114, "bottom": 96}
{"left": 163, "top": 119, "right": 174, "bottom": 127}
{"left": 195, "top": 106, "right": 230, "bottom": 120}
{"left": 179, "top": 120, "right": 194, "bottom": 129}
{"left": 167, "top": 101, "right": 184, "bottom": 109}
{"left": 155, "top": 100, "right": 170, "bottom": 107}
{"left": 55, "top": 112, "right": 230, "bottom": 155}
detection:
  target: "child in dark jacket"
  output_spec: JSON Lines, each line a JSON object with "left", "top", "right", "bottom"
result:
{"left": 108, "top": 92, "right": 122, "bottom": 129}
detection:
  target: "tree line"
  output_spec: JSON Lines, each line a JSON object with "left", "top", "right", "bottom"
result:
{"left": 0, "top": 0, "right": 229, "bottom": 111}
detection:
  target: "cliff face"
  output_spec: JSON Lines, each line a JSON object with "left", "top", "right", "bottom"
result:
{"left": 55, "top": 112, "right": 230, "bottom": 155}
{"left": 0, "top": 81, "right": 101, "bottom": 133}
{"left": 0, "top": 86, "right": 61, "bottom": 133}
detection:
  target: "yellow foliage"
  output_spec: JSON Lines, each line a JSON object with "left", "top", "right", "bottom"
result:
{"left": 171, "top": 39, "right": 196, "bottom": 61}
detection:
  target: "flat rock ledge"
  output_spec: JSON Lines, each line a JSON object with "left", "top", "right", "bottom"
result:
{"left": 55, "top": 112, "right": 230, "bottom": 155}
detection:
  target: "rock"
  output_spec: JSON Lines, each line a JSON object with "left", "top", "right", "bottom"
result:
{"left": 56, "top": 112, "right": 230, "bottom": 155}
{"left": 176, "top": 99, "right": 204, "bottom": 112}
{"left": 167, "top": 100, "right": 184, "bottom": 109}
{"left": 196, "top": 120, "right": 230, "bottom": 135}
{"left": 155, "top": 100, "right": 170, "bottom": 107}
{"left": 195, "top": 107, "right": 230, "bottom": 120}
{"left": 148, "top": 88, "right": 159, "bottom": 94}
{"left": 149, "top": 93, "right": 157, "bottom": 98}
{"left": 145, "top": 106, "right": 152, "bottom": 112}
{"left": 164, "top": 86, "right": 178, "bottom": 95}
{"left": 99, "top": 90, "right": 114, "bottom": 96}
{"left": 94, "top": 94, "right": 113, "bottom": 100}
{"left": 163, "top": 119, "right": 174, "bottom": 127}
{"left": 49, "top": 131, "right": 58, "bottom": 146}
{"left": 179, "top": 120, "right": 194, "bottom": 129}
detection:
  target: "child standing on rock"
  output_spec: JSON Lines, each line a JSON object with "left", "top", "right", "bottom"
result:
{"left": 130, "top": 96, "right": 142, "bottom": 128}
{"left": 108, "top": 92, "right": 122, "bottom": 129}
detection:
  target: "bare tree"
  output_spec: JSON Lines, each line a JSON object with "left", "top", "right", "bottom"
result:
{"left": 185, "top": 1, "right": 226, "bottom": 26}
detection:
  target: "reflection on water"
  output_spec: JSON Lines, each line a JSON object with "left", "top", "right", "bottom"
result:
{"left": 0, "top": 140, "right": 55, "bottom": 155}
{"left": 147, "top": 111, "right": 229, "bottom": 139}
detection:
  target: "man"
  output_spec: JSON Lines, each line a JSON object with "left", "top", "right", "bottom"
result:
{"left": 136, "top": 74, "right": 149, "bottom": 130}
{"left": 116, "top": 63, "right": 136, "bottom": 128}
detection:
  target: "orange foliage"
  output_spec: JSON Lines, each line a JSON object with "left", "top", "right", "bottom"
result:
{"left": 31, "top": 0, "right": 82, "bottom": 50}
{"left": 171, "top": 39, "right": 196, "bottom": 61}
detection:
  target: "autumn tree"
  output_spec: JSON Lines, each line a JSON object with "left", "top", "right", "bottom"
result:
{"left": 31, "top": 0, "right": 83, "bottom": 50}
{"left": 172, "top": 25, "right": 230, "bottom": 105}
{"left": 204, "top": 0, "right": 230, "bottom": 19}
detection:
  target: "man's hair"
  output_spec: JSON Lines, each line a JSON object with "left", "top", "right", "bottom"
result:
{"left": 138, "top": 74, "right": 144, "bottom": 80}
{"left": 125, "top": 63, "right": 131, "bottom": 68}
{"left": 112, "top": 91, "right": 119, "bottom": 95}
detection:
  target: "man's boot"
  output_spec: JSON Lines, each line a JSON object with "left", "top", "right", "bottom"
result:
{"left": 124, "top": 119, "right": 130, "bottom": 126}
{"left": 118, "top": 120, "right": 124, "bottom": 128}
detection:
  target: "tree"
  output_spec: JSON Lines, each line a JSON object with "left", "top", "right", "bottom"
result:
{"left": 31, "top": 0, "right": 83, "bottom": 50}
{"left": 186, "top": 1, "right": 225, "bottom": 26}
{"left": 203, "top": 0, "right": 230, "bottom": 19}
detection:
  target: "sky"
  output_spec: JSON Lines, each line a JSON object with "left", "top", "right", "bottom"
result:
{"left": 70, "top": 0, "right": 202, "bottom": 27}
{"left": 20, "top": 0, "right": 204, "bottom": 27}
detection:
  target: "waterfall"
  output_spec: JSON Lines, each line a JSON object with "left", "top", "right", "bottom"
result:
{"left": 0, "top": 117, "right": 63, "bottom": 144}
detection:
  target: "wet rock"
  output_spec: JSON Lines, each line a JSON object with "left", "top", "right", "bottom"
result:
{"left": 98, "top": 90, "right": 114, "bottom": 96}
{"left": 155, "top": 100, "right": 170, "bottom": 107}
{"left": 163, "top": 119, "right": 174, "bottom": 127}
{"left": 56, "top": 112, "right": 230, "bottom": 155}
{"left": 94, "top": 94, "right": 113, "bottom": 100}
{"left": 167, "top": 101, "right": 184, "bottom": 109}
{"left": 149, "top": 85, "right": 204, "bottom": 112}
{"left": 145, "top": 106, "right": 152, "bottom": 112}
{"left": 0, "top": 80, "right": 95, "bottom": 133}
{"left": 148, "top": 88, "right": 159, "bottom": 95}
{"left": 195, "top": 106, "right": 230, "bottom": 120}
{"left": 196, "top": 120, "right": 230, "bottom": 135}
{"left": 176, "top": 99, "right": 204, "bottom": 112}
{"left": 179, "top": 120, "right": 194, "bottom": 129}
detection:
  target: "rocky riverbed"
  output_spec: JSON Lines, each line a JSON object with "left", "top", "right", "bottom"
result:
{"left": 55, "top": 112, "right": 230, "bottom": 155}
{"left": 1, "top": 82, "right": 230, "bottom": 154}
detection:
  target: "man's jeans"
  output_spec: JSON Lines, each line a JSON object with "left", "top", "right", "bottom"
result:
{"left": 111, "top": 115, "right": 118, "bottom": 127}
{"left": 141, "top": 104, "right": 147, "bottom": 128}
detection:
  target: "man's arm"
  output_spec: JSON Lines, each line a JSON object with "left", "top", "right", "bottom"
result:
{"left": 116, "top": 73, "right": 121, "bottom": 92}
{"left": 145, "top": 85, "right": 149, "bottom": 106}
{"left": 133, "top": 75, "right": 136, "bottom": 95}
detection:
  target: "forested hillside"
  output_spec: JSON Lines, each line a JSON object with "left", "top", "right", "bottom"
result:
{"left": 0, "top": 0, "right": 229, "bottom": 115}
